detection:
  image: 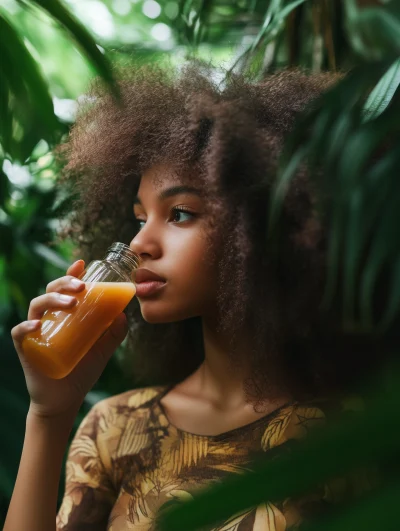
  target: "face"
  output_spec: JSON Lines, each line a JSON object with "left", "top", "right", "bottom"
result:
{"left": 129, "top": 164, "right": 218, "bottom": 324}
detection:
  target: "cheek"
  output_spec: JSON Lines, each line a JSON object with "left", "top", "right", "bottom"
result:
{"left": 138, "top": 233, "right": 217, "bottom": 323}
{"left": 173, "top": 233, "right": 214, "bottom": 291}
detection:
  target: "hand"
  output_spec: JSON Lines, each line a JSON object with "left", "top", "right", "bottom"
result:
{"left": 11, "top": 260, "right": 129, "bottom": 420}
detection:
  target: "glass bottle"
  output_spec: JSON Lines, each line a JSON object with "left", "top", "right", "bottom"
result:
{"left": 22, "top": 242, "right": 140, "bottom": 379}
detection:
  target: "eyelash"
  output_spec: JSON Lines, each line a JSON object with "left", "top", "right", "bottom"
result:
{"left": 134, "top": 206, "right": 196, "bottom": 230}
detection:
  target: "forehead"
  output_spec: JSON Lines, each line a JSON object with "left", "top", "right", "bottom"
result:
{"left": 134, "top": 163, "right": 204, "bottom": 206}
{"left": 137, "top": 162, "right": 197, "bottom": 194}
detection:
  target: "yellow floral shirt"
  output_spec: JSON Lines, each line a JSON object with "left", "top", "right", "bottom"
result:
{"left": 56, "top": 385, "right": 348, "bottom": 531}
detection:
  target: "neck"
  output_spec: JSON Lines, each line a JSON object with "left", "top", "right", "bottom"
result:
{"left": 191, "top": 314, "right": 288, "bottom": 410}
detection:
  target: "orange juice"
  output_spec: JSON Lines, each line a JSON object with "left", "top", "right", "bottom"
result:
{"left": 22, "top": 282, "right": 136, "bottom": 379}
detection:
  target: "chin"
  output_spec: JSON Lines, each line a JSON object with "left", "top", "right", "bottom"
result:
{"left": 139, "top": 300, "right": 199, "bottom": 324}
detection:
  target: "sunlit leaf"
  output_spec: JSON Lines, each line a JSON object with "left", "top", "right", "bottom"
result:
{"left": 228, "top": 0, "right": 308, "bottom": 74}
{"left": 363, "top": 58, "right": 400, "bottom": 122}
{"left": 22, "top": 0, "right": 118, "bottom": 97}
{"left": 0, "top": 13, "right": 57, "bottom": 135}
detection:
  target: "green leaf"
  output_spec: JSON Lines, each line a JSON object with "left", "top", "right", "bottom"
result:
{"left": 336, "top": 121, "right": 393, "bottom": 325}
{"left": 0, "top": 79, "right": 11, "bottom": 154}
{"left": 323, "top": 114, "right": 354, "bottom": 177}
{"left": 345, "top": 0, "right": 400, "bottom": 60}
{"left": 0, "top": 15, "right": 56, "bottom": 127}
{"left": 228, "top": 0, "right": 308, "bottom": 74}
{"left": 0, "top": 221, "right": 13, "bottom": 259}
{"left": 363, "top": 58, "right": 400, "bottom": 122}
{"left": 252, "top": 0, "right": 308, "bottom": 53}
{"left": 341, "top": 150, "right": 396, "bottom": 329}
{"left": 0, "top": 168, "right": 11, "bottom": 210}
{"left": 302, "top": 481, "right": 400, "bottom": 531}
{"left": 0, "top": 35, "right": 28, "bottom": 100}
{"left": 360, "top": 177, "right": 400, "bottom": 328}
{"left": 29, "top": 0, "right": 117, "bottom": 96}
{"left": 193, "top": 0, "right": 214, "bottom": 47}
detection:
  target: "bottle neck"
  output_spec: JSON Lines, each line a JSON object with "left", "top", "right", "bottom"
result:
{"left": 103, "top": 243, "right": 140, "bottom": 277}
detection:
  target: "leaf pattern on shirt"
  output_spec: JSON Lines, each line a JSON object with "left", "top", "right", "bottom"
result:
{"left": 56, "top": 387, "right": 370, "bottom": 531}
{"left": 261, "top": 407, "right": 294, "bottom": 451}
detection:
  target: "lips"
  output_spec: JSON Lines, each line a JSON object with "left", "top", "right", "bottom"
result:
{"left": 134, "top": 268, "right": 166, "bottom": 284}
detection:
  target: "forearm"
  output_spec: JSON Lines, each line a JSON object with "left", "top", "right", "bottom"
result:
{"left": 3, "top": 407, "right": 76, "bottom": 531}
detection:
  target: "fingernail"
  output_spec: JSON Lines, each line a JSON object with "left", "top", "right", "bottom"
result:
{"left": 59, "top": 294, "right": 74, "bottom": 302}
{"left": 28, "top": 320, "right": 41, "bottom": 329}
{"left": 71, "top": 279, "right": 84, "bottom": 288}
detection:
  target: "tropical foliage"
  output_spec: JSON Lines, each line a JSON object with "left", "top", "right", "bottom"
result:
{"left": 1, "top": 0, "right": 399, "bottom": 529}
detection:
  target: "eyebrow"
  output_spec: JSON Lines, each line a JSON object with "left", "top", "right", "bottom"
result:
{"left": 133, "top": 185, "right": 203, "bottom": 206}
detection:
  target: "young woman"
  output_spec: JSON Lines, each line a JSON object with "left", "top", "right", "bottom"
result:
{"left": 5, "top": 62, "right": 370, "bottom": 531}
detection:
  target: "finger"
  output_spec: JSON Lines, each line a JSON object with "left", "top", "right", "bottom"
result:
{"left": 66, "top": 259, "right": 85, "bottom": 278}
{"left": 46, "top": 275, "right": 86, "bottom": 294}
{"left": 27, "top": 293, "right": 77, "bottom": 321}
{"left": 11, "top": 320, "right": 41, "bottom": 352}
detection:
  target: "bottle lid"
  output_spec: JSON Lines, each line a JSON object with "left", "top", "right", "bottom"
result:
{"left": 105, "top": 242, "right": 141, "bottom": 272}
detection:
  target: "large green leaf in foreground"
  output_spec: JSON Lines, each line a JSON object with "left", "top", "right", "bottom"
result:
{"left": 157, "top": 362, "right": 400, "bottom": 530}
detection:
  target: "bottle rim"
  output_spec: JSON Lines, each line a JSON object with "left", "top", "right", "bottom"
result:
{"left": 106, "top": 242, "right": 141, "bottom": 269}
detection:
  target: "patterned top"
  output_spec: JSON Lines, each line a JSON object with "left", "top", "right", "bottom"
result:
{"left": 55, "top": 385, "right": 361, "bottom": 531}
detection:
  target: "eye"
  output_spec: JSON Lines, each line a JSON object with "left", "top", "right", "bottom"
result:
{"left": 133, "top": 206, "right": 196, "bottom": 232}
{"left": 171, "top": 206, "right": 196, "bottom": 223}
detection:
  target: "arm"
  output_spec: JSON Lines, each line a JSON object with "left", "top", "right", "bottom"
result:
{"left": 4, "top": 400, "right": 117, "bottom": 531}
{"left": 3, "top": 407, "right": 76, "bottom": 531}
{"left": 56, "top": 401, "right": 117, "bottom": 530}
{"left": 6, "top": 258, "right": 127, "bottom": 531}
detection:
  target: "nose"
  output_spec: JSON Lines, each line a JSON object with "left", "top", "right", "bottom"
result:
{"left": 129, "top": 223, "right": 161, "bottom": 260}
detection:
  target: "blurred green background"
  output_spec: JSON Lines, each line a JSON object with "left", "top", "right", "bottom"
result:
{"left": 1, "top": 0, "right": 400, "bottom": 529}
